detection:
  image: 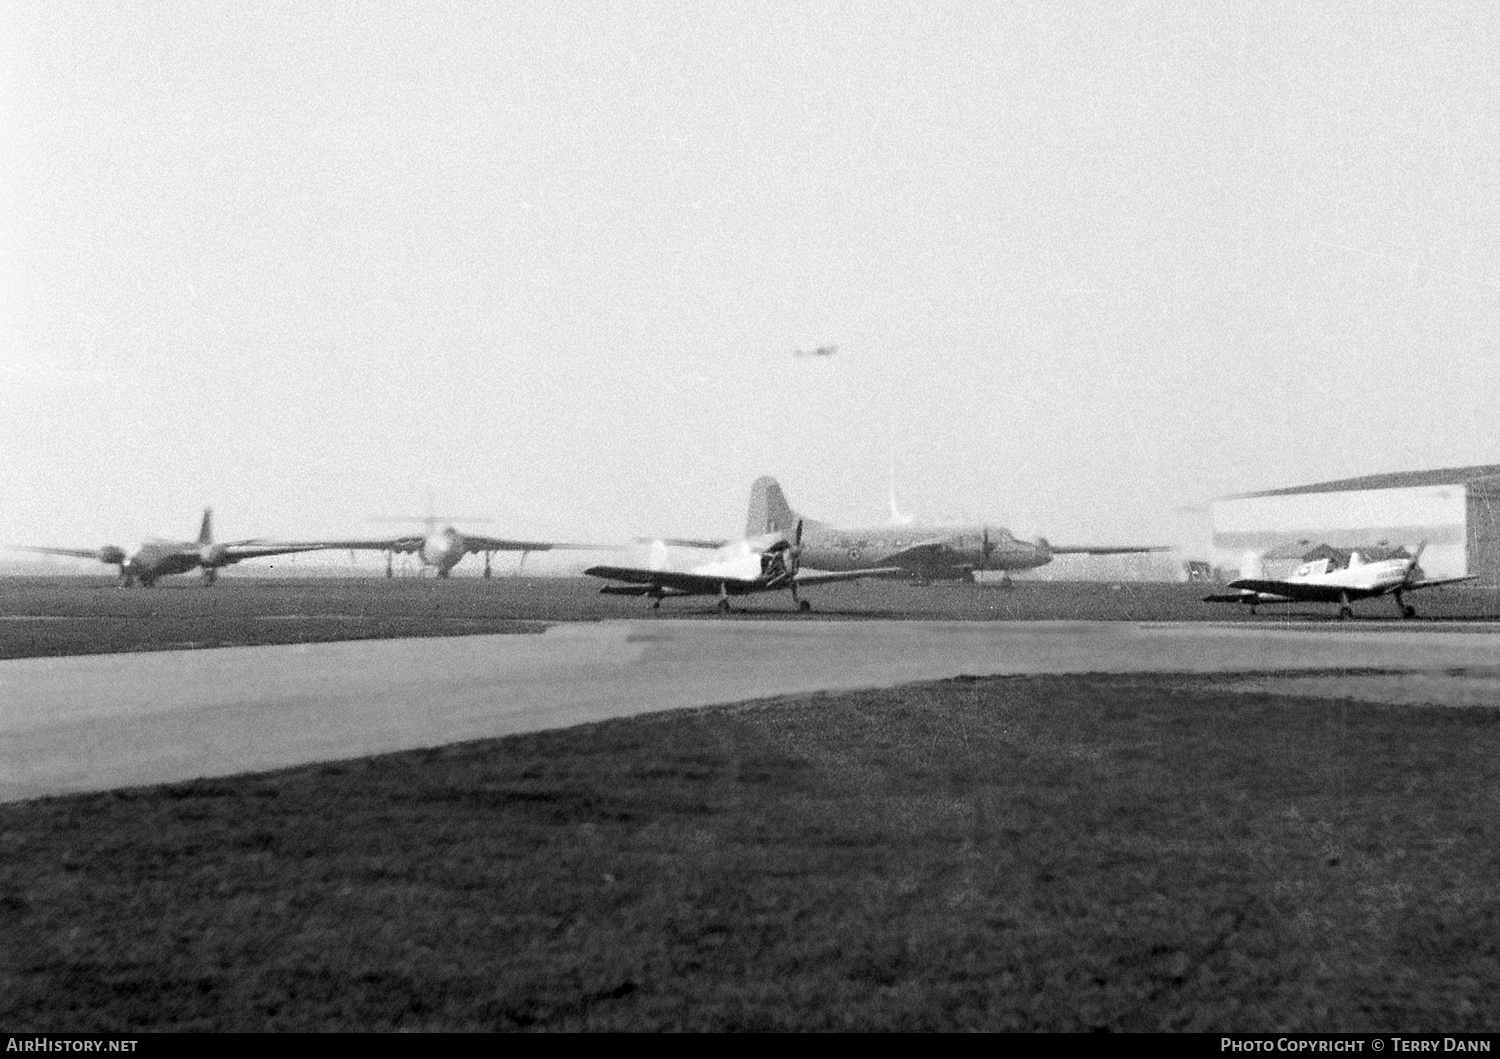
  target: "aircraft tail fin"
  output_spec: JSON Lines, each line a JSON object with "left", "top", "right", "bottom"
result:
{"left": 198, "top": 508, "right": 214, "bottom": 545}
{"left": 746, "top": 476, "right": 798, "bottom": 537}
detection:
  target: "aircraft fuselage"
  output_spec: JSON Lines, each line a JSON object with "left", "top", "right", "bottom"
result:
{"left": 119, "top": 539, "right": 212, "bottom": 585}
{"left": 419, "top": 529, "right": 470, "bottom": 576}
{"left": 791, "top": 520, "right": 1051, "bottom": 580}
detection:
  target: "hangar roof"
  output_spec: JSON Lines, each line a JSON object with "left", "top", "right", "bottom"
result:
{"left": 1225, "top": 464, "right": 1500, "bottom": 500}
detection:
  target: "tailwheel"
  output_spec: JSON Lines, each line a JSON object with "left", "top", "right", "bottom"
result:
{"left": 1339, "top": 605, "right": 1354, "bottom": 620}
{"left": 798, "top": 599, "right": 812, "bottom": 613}
{"left": 1402, "top": 604, "right": 1416, "bottom": 619}
{"left": 717, "top": 599, "right": 731, "bottom": 615}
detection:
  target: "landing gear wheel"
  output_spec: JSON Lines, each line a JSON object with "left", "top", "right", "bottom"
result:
{"left": 1339, "top": 605, "right": 1354, "bottom": 620}
{"left": 798, "top": 599, "right": 812, "bottom": 613}
{"left": 717, "top": 599, "right": 731, "bottom": 615}
{"left": 651, "top": 599, "right": 661, "bottom": 610}
{"left": 1402, "top": 604, "right": 1416, "bottom": 619}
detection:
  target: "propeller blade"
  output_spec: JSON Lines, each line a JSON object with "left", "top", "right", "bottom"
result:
{"left": 1401, "top": 541, "right": 1428, "bottom": 587}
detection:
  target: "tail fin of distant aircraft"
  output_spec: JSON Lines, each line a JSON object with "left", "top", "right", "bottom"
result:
{"left": 198, "top": 508, "right": 214, "bottom": 545}
{"left": 746, "top": 477, "right": 798, "bottom": 537}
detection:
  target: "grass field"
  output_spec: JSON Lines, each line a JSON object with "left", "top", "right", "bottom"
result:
{"left": 3, "top": 575, "right": 1499, "bottom": 659}
{"left": 4, "top": 672, "right": 1498, "bottom": 1031}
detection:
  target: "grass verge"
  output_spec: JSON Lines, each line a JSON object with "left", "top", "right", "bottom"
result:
{"left": 2, "top": 673, "right": 1498, "bottom": 1030}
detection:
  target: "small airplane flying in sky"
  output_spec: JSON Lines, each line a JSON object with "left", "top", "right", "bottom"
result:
{"left": 1202, "top": 543, "right": 1474, "bottom": 618}
{"left": 743, "top": 477, "right": 1168, "bottom": 586}
{"left": 792, "top": 345, "right": 838, "bottom": 358}
{"left": 585, "top": 521, "right": 902, "bottom": 612}
{"left": 12, "top": 509, "right": 324, "bottom": 587}
{"left": 278, "top": 497, "right": 608, "bottom": 578}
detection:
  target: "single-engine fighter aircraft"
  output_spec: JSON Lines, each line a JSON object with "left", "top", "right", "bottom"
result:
{"left": 1203, "top": 543, "right": 1475, "bottom": 619}
{"left": 585, "top": 521, "right": 902, "bottom": 613}
{"left": 746, "top": 476, "right": 1169, "bottom": 586}
{"left": 12, "top": 509, "right": 326, "bottom": 587}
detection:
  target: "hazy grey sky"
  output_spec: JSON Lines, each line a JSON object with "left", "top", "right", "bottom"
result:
{"left": 4, "top": 2, "right": 1497, "bottom": 551}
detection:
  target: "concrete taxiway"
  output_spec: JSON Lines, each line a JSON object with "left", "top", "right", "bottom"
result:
{"left": 4, "top": 619, "right": 1498, "bottom": 802}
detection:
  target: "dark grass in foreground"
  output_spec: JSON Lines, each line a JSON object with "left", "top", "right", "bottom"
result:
{"left": 3, "top": 576, "right": 1500, "bottom": 660}
{"left": 3, "top": 674, "right": 1500, "bottom": 1031}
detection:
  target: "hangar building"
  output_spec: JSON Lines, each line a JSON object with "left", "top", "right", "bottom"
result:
{"left": 1210, "top": 464, "right": 1500, "bottom": 586}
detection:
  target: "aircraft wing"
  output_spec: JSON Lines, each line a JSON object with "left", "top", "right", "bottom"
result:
{"left": 1047, "top": 545, "right": 1173, "bottom": 555}
{"left": 1405, "top": 575, "right": 1479, "bottom": 591}
{"left": 218, "top": 541, "right": 347, "bottom": 564}
{"left": 1225, "top": 578, "right": 1374, "bottom": 603}
{"left": 12, "top": 546, "right": 106, "bottom": 561}
{"left": 461, "top": 535, "right": 611, "bottom": 554}
{"left": 242, "top": 536, "right": 426, "bottom": 554}
{"left": 883, "top": 539, "right": 966, "bottom": 566}
{"left": 792, "top": 566, "right": 906, "bottom": 586}
{"left": 583, "top": 564, "right": 761, "bottom": 596}
{"left": 632, "top": 536, "right": 730, "bottom": 550}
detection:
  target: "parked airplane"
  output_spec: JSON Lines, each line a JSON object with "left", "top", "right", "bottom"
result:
{"left": 1202, "top": 543, "right": 1474, "bottom": 618}
{"left": 585, "top": 521, "right": 902, "bottom": 612}
{"left": 742, "top": 476, "right": 1168, "bottom": 585}
{"left": 278, "top": 502, "right": 607, "bottom": 578}
{"left": 13, "top": 509, "right": 324, "bottom": 587}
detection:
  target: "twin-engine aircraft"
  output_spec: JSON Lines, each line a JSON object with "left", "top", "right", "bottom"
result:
{"left": 13, "top": 509, "right": 325, "bottom": 587}
{"left": 1203, "top": 543, "right": 1475, "bottom": 619}
{"left": 741, "top": 477, "right": 1167, "bottom": 586}
{"left": 585, "top": 521, "right": 902, "bottom": 612}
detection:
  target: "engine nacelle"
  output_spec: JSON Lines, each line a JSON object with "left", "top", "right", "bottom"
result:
{"left": 97, "top": 545, "right": 127, "bottom": 566}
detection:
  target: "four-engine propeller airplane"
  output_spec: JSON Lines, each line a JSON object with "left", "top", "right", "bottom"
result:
{"left": 270, "top": 495, "right": 615, "bottom": 576}
{"left": 585, "top": 521, "right": 903, "bottom": 612}
{"left": 1202, "top": 543, "right": 1475, "bottom": 619}
{"left": 12, "top": 509, "right": 326, "bottom": 587}
{"left": 275, "top": 504, "right": 608, "bottom": 579}
{"left": 743, "top": 477, "right": 1168, "bottom": 586}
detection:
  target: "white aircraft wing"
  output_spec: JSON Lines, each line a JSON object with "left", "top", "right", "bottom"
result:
{"left": 1225, "top": 578, "right": 1363, "bottom": 603}
{"left": 583, "top": 564, "right": 763, "bottom": 596}
{"left": 1047, "top": 544, "right": 1173, "bottom": 555}
{"left": 792, "top": 566, "right": 906, "bottom": 587}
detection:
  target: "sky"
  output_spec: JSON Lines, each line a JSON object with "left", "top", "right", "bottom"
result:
{"left": 3, "top": 1, "right": 1498, "bottom": 556}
